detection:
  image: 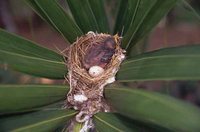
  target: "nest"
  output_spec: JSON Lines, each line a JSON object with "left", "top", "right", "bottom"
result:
{"left": 65, "top": 32, "right": 125, "bottom": 122}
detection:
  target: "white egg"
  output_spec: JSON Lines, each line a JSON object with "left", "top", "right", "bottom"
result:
{"left": 89, "top": 66, "right": 104, "bottom": 77}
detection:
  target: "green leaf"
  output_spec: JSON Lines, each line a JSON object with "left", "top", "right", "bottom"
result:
{"left": 88, "top": 0, "right": 110, "bottom": 33}
{"left": 113, "top": 0, "right": 139, "bottom": 35}
{"left": 72, "top": 122, "right": 84, "bottom": 132}
{"left": 59, "top": 121, "right": 84, "bottom": 132}
{"left": 181, "top": 0, "right": 200, "bottom": 22}
{"left": 0, "top": 109, "right": 76, "bottom": 132}
{"left": 118, "top": 45, "right": 200, "bottom": 81}
{"left": 66, "top": 0, "right": 109, "bottom": 33}
{"left": 94, "top": 113, "right": 135, "bottom": 132}
{"left": 0, "top": 85, "right": 68, "bottom": 114}
{"left": 114, "top": 0, "right": 177, "bottom": 49}
{"left": 95, "top": 113, "right": 171, "bottom": 132}
{"left": 0, "top": 29, "right": 67, "bottom": 79}
{"left": 25, "top": 0, "right": 83, "bottom": 43}
{"left": 105, "top": 87, "right": 200, "bottom": 132}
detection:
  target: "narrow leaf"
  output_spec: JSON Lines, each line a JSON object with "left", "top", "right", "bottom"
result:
{"left": 95, "top": 113, "right": 171, "bottom": 132}
{"left": 118, "top": 45, "right": 200, "bottom": 81}
{"left": 181, "top": 0, "right": 200, "bottom": 22}
{"left": 115, "top": 0, "right": 178, "bottom": 49}
{"left": 0, "top": 110, "right": 75, "bottom": 132}
{"left": 95, "top": 113, "right": 141, "bottom": 132}
{"left": 88, "top": 0, "right": 110, "bottom": 33}
{"left": 113, "top": 0, "right": 139, "bottom": 35}
{"left": 26, "top": 0, "right": 83, "bottom": 43}
{"left": 66, "top": 0, "right": 99, "bottom": 33}
{"left": 73, "top": 122, "right": 84, "bottom": 132}
{"left": 66, "top": 0, "right": 109, "bottom": 33}
{"left": 0, "top": 85, "right": 68, "bottom": 114}
{"left": 0, "top": 29, "right": 67, "bottom": 79}
{"left": 105, "top": 87, "right": 200, "bottom": 132}
{"left": 58, "top": 121, "right": 84, "bottom": 132}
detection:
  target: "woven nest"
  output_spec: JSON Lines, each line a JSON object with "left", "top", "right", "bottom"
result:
{"left": 65, "top": 32, "right": 125, "bottom": 122}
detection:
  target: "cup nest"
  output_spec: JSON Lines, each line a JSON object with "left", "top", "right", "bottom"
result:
{"left": 65, "top": 31, "right": 125, "bottom": 122}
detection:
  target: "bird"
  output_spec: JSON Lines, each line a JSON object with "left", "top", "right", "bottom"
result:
{"left": 82, "top": 37, "right": 116, "bottom": 70}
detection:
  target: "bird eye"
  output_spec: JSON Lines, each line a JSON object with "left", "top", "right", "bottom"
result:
{"left": 100, "top": 50, "right": 115, "bottom": 63}
{"left": 101, "top": 56, "right": 109, "bottom": 63}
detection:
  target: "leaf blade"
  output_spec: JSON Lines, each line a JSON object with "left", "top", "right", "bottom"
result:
{"left": 0, "top": 110, "right": 75, "bottom": 132}
{"left": 95, "top": 113, "right": 171, "bottom": 132}
{"left": 0, "top": 85, "right": 68, "bottom": 114}
{"left": 114, "top": 0, "right": 178, "bottom": 49}
{"left": 66, "top": 0, "right": 109, "bottom": 33}
{"left": 26, "top": 0, "right": 83, "bottom": 43}
{"left": 118, "top": 45, "right": 200, "bottom": 81}
{"left": 105, "top": 87, "right": 200, "bottom": 132}
{"left": 113, "top": 0, "right": 140, "bottom": 35}
{"left": 94, "top": 113, "right": 140, "bottom": 132}
{"left": 66, "top": 0, "right": 99, "bottom": 33}
{"left": 88, "top": 0, "right": 110, "bottom": 33}
{"left": 0, "top": 29, "right": 67, "bottom": 79}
